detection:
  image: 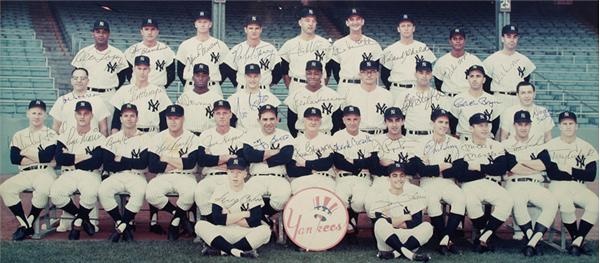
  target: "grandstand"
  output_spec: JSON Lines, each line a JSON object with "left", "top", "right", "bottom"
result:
{"left": 0, "top": 1, "right": 598, "bottom": 173}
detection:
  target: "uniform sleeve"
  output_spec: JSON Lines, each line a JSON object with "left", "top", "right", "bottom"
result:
{"left": 266, "top": 145, "right": 293, "bottom": 167}
{"left": 432, "top": 58, "right": 444, "bottom": 80}
{"left": 278, "top": 41, "right": 290, "bottom": 64}
{"left": 221, "top": 45, "right": 237, "bottom": 69}
{"left": 49, "top": 98, "right": 64, "bottom": 121}
{"left": 424, "top": 46, "right": 437, "bottom": 63}
{"left": 245, "top": 205, "right": 263, "bottom": 227}
{"left": 480, "top": 150, "right": 508, "bottom": 177}
{"left": 411, "top": 156, "right": 440, "bottom": 177}
{"left": 305, "top": 153, "right": 333, "bottom": 171}
{"left": 285, "top": 160, "right": 312, "bottom": 177}
{"left": 242, "top": 143, "right": 264, "bottom": 163}
{"left": 211, "top": 204, "right": 227, "bottom": 226}
{"left": 147, "top": 151, "right": 167, "bottom": 173}
{"left": 110, "top": 89, "right": 124, "bottom": 109}
{"left": 75, "top": 146, "right": 103, "bottom": 170}
{"left": 10, "top": 145, "right": 24, "bottom": 165}
{"left": 158, "top": 90, "right": 173, "bottom": 112}
{"left": 115, "top": 51, "right": 129, "bottom": 73}
{"left": 283, "top": 92, "right": 297, "bottom": 112}
{"left": 482, "top": 55, "right": 494, "bottom": 76}
{"left": 523, "top": 56, "right": 536, "bottom": 76}
{"left": 71, "top": 49, "right": 84, "bottom": 67}
{"left": 38, "top": 143, "right": 57, "bottom": 163}
{"left": 197, "top": 145, "right": 220, "bottom": 167}
{"left": 102, "top": 147, "right": 125, "bottom": 172}
{"left": 380, "top": 46, "right": 393, "bottom": 69}
{"left": 332, "top": 152, "right": 360, "bottom": 174}
{"left": 54, "top": 139, "right": 75, "bottom": 166}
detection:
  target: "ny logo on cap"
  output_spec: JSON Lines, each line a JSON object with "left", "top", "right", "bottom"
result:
{"left": 311, "top": 61, "right": 317, "bottom": 66}
{"left": 218, "top": 101, "right": 224, "bottom": 106}
{"left": 251, "top": 16, "right": 257, "bottom": 21}
{"left": 199, "top": 11, "right": 205, "bottom": 16}
{"left": 80, "top": 102, "right": 85, "bottom": 106}
{"left": 352, "top": 8, "right": 357, "bottom": 13}
{"left": 170, "top": 107, "right": 176, "bottom": 112}
{"left": 308, "top": 9, "right": 314, "bottom": 15}
{"left": 510, "top": 26, "right": 515, "bottom": 30}
{"left": 36, "top": 100, "right": 41, "bottom": 105}
{"left": 421, "top": 62, "right": 427, "bottom": 67}
{"left": 311, "top": 108, "right": 317, "bottom": 114}
{"left": 564, "top": 112, "right": 569, "bottom": 117}
{"left": 391, "top": 109, "right": 396, "bottom": 114}
{"left": 440, "top": 109, "right": 447, "bottom": 114}
{"left": 249, "top": 65, "right": 255, "bottom": 70}
{"left": 454, "top": 29, "right": 460, "bottom": 33}
{"left": 521, "top": 112, "right": 526, "bottom": 118}
{"left": 402, "top": 14, "right": 408, "bottom": 19}
{"left": 140, "top": 57, "right": 146, "bottom": 61}
{"left": 479, "top": 114, "right": 485, "bottom": 120}
{"left": 99, "top": 21, "right": 104, "bottom": 26}
{"left": 233, "top": 159, "right": 239, "bottom": 165}
{"left": 348, "top": 107, "right": 355, "bottom": 111}
{"left": 366, "top": 61, "right": 372, "bottom": 66}
{"left": 147, "top": 19, "right": 152, "bottom": 23}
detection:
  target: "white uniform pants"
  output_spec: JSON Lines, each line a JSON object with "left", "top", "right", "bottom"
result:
{"left": 195, "top": 175, "right": 228, "bottom": 215}
{"left": 335, "top": 175, "right": 372, "bottom": 212}
{"left": 461, "top": 179, "right": 513, "bottom": 220}
{"left": 246, "top": 175, "right": 291, "bottom": 210}
{"left": 50, "top": 170, "right": 101, "bottom": 209}
{"left": 146, "top": 172, "right": 196, "bottom": 210}
{"left": 549, "top": 181, "right": 598, "bottom": 224}
{"left": 420, "top": 177, "right": 466, "bottom": 217}
{"left": 374, "top": 219, "right": 433, "bottom": 251}
{"left": 506, "top": 180, "right": 558, "bottom": 227}
{"left": 98, "top": 171, "right": 147, "bottom": 212}
{"left": 196, "top": 220, "right": 270, "bottom": 250}
{"left": 0, "top": 167, "right": 56, "bottom": 208}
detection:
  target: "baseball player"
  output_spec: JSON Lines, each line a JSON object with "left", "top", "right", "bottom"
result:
{"left": 503, "top": 110, "right": 558, "bottom": 256}
{"left": 145, "top": 104, "right": 200, "bottom": 241}
{"left": 545, "top": 111, "right": 598, "bottom": 256}
{"left": 227, "top": 64, "right": 281, "bottom": 131}
{"left": 71, "top": 20, "right": 129, "bottom": 106}
{"left": 412, "top": 109, "right": 466, "bottom": 255}
{"left": 332, "top": 106, "right": 379, "bottom": 233}
{"left": 110, "top": 55, "right": 172, "bottom": 134}
{"left": 221, "top": 15, "right": 282, "bottom": 92}
{"left": 176, "top": 10, "right": 229, "bottom": 94}
{"left": 395, "top": 61, "right": 447, "bottom": 139}
{"left": 195, "top": 100, "right": 245, "bottom": 223}
{"left": 0, "top": 100, "right": 57, "bottom": 241}
{"left": 242, "top": 105, "right": 293, "bottom": 219}
{"left": 286, "top": 107, "right": 337, "bottom": 194}
{"left": 284, "top": 60, "right": 344, "bottom": 137}
{"left": 50, "top": 68, "right": 110, "bottom": 136}
{"left": 483, "top": 25, "right": 536, "bottom": 111}
{"left": 50, "top": 101, "right": 106, "bottom": 240}
{"left": 456, "top": 113, "right": 512, "bottom": 252}
{"left": 344, "top": 60, "right": 393, "bottom": 134}
{"left": 98, "top": 103, "right": 150, "bottom": 242}
{"left": 448, "top": 65, "right": 503, "bottom": 140}
{"left": 330, "top": 8, "right": 383, "bottom": 99}
{"left": 124, "top": 18, "right": 176, "bottom": 89}
{"left": 176, "top": 63, "right": 223, "bottom": 136}
{"left": 195, "top": 158, "right": 271, "bottom": 258}
{"left": 381, "top": 14, "right": 436, "bottom": 99}
{"left": 367, "top": 163, "right": 432, "bottom": 262}
{"left": 279, "top": 7, "right": 332, "bottom": 96}
{"left": 499, "top": 81, "right": 554, "bottom": 142}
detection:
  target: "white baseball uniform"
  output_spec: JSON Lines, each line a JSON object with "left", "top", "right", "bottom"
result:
{"left": 278, "top": 35, "right": 332, "bottom": 95}
{"left": 284, "top": 86, "right": 344, "bottom": 134}
{"left": 395, "top": 87, "right": 447, "bottom": 139}
{"left": 176, "top": 89, "right": 223, "bottom": 134}
{"left": 227, "top": 89, "right": 281, "bottom": 131}
{"left": 344, "top": 86, "right": 393, "bottom": 132}
{"left": 71, "top": 44, "right": 128, "bottom": 96}
{"left": 432, "top": 52, "right": 483, "bottom": 95}
{"left": 124, "top": 41, "right": 175, "bottom": 87}
{"left": 381, "top": 40, "right": 436, "bottom": 98}
{"left": 287, "top": 132, "right": 336, "bottom": 194}
{"left": 448, "top": 91, "right": 503, "bottom": 139}
{"left": 483, "top": 51, "right": 536, "bottom": 109}
{"left": 49, "top": 91, "right": 110, "bottom": 134}
{"left": 331, "top": 35, "right": 383, "bottom": 98}
{"left": 500, "top": 104, "right": 554, "bottom": 139}
{"left": 223, "top": 40, "right": 281, "bottom": 91}
{"left": 110, "top": 83, "right": 172, "bottom": 131}
{"left": 176, "top": 36, "right": 229, "bottom": 94}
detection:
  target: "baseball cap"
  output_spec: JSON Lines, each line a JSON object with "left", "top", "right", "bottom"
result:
{"left": 213, "top": 100, "right": 231, "bottom": 111}
{"left": 258, "top": 104, "right": 278, "bottom": 116}
{"left": 415, "top": 61, "right": 433, "bottom": 72}
{"left": 28, "top": 99, "right": 46, "bottom": 111}
{"left": 141, "top": 18, "right": 158, "bottom": 28}
{"left": 384, "top": 107, "right": 404, "bottom": 120}
{"left": 469, "top": 113, "right": 491, "bottom": 126}
{"left": 388, "top": 162, "right": 407, "bottom": 175}
{"left": 165, "top": 104, "right": 184, "bottom": 117}
{"left": 398, "top": 14, "right": 414, "bottom": 25}
{"left": 305, "top": 60, "right": 323, "bottom": 71}
{"left": 120, "top": 103, "right": 138, "bottom": 115}
{"left": 359, "top": 60, "right": 379, "bottom": 71}
{"left": 245, "top": 63, "right": 261, "bottom": 75}
{"left": 196, "top": 10, "right": 211, "bottom": 21}
{"left": 431, "top": 108, "right": 451, "bottom": 121}
{"left": 193, "top": 63, "right": 209, "bottom": 74}
{"left": 227, "top": 157, "right": 248, "bottom": 170}
{"left": 513, "top": 110, "right": 532, "bottom": 123}
{"left": 342, "top": 105, "right": 361, "bottom": 116}
{"left": 75, "top": 101, "right": 93, "bottom": 112}
{"left": 346, "top": 8, "right": 362, "bottom": 19}
{"left": 558, "top": 111, "right": 577, "bottom": 123}
{"left": 134, "top": 55, "right": 150, "bottom": 66}
{"left": 298, "top": 7, "right": 316, "bottom": 19}
{"left": 92, "top": 20, "right": 110, "bottom": 31}
{"left": 465, "top": 65, "right": 485, "bottom": 77}
{"left": 502, "top": 24, "right": 519, "bottom": 35}
{"left": 303, "top": 107, "right": 322, "bottom": 118}
{"left": 449, "top": 28, "right": 465, "bottom": 38}
{"left": 245, "top": 15, "right": 262, "bottom": 27}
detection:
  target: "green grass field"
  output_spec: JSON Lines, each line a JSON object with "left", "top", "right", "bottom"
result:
{"left": 1, "top": 237, "right": 597, "bottom": 263}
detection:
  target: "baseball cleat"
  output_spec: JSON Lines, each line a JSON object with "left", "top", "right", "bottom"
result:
{"left": 11, "top": 227, "right": 28, "bottom": 241}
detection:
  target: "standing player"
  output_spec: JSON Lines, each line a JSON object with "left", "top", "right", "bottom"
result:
{"left": 98, "top": 103, "right": 150, "bottom": 242}
{"left": 457, "top": 113, "right": 512, "bottom": 252}
{"left": 124, "top": 18, "right": 176, "bottom": 89}
{"left": 503, "top": 110, "right": 558, "bottom": 256}
{"left": 344, "top": 60, "right": 393, "bottom": 134}
{"left": 0, "top": 100, "right": 57, "bottom": 241}
{"left": 412, "top": 109, "right": 466, "bottom": 255}
{"left": 110, "top": 55, "right": 172, "bottom": 134}
{"left": 145, "top": 104, "right": 200, "bottom": 241}
{"left": 381, "top": 14, "right": 436, "bottom": 99}
{"left": 367, "top": 163, "right": 432, "bottom": 262}
{"left": 227, "top": 64, "right": 281, "bottom": 131}
{"left": 176, "top": 63, "right": 223, "bottom": 136}
{"left": 176, "top": 11, "right": 229, "bottom": 94}
{"left": 286, "top": 107, "right": 337, "bottom": 194}
{"left": 448, "top": 65, "right": 502, "bottom": 140}
{"left": 395, "top": 61, "right": 446, "bottom": 140}
{"left": 284, "top": 60, "right": 344, "bottom": 137}
{"left": 222, "top": 16, "right": 282, "bottom": 92}
{"left": 545, "top": 111, "right": 598, "bottom": 256}
{"left": 330, "top": 8, "right": 383, "bottom": 99}
{"left": 499, "top": 81, "right": 553, "bottom": 142}
{"left": 195, "top": 100, "right": 245, "bottom": 223}
{"left": 242, "top": 105, "right": 293, "bottom": 220}
{"left": 50, "top": 68, "right": 110, "bottom": 136}
{"left": 483, "top": 25, "right": 536, "bottom": 111}
{"left": 195, "top": 158, "right": 271, "bottom": 258}
{"left": 332, "top": 106, "right": 379, "bottom": 233}
{"left": 50, "top": 101, "right": 106, "bottom": 240}
{"left": 279, "top": 7, "right": 332, "bottom": 96}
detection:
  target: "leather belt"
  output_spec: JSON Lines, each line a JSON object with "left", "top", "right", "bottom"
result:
{"left": 391, "top": 83, "right": 413, "bottom": 88}
{"left": 485, "top": 176, "right": 501, "bottom": 184}
{"left": 445, "top": 92, "right": 458, "bottom": 97}
{"left": 205, "top": 171, "right": 228, "bottom": 176}
{"left": 494, "top": 91, "right": 517, "bottom": 96}
{"left": 165, "top": 171, "right": 193, "bottom": 175}
{"left": 62, "top": 167, "right": 99, "bottom": 173}
{"left": 298, "top": 130, "right": 330, "bottom": 135}
{"left": 88, "top": 87, "right": 115, "bottom": 93}
{"left": 342, "top": 79, "right": 360, "bottom": 84}
{"left": 315, "top": 172, "right": 332, "bottom": 177}
{"left": 292, "top": 77, "right": 306, "bottom": 83}
{"left": 510, "top": 177, "right": 541, "bottom": 183}
{"left": 362, "top": 129, "right": 385, "bottom": 135}
{"left": 338, "top": 172, "right": 369, "bottom": 178}
{"left": 407, "top": 130, "right": 432, "bottom": 135}
{"left": 239, "top": 85, "right": 268, "bottom": 90}
{"left": 188, "top": 81, "right": 217, "bottom": 86}
{"left": 190, "top": 131, "right": 202, "bottom": 136}
{"left": 137, "top": 127, "right": 159, "bottom": 132}
{"left": 255, "top": 173, "right": 285, "bottom": 178}
{"left": 21, "top": 164, "right": 49, "bottom": 171}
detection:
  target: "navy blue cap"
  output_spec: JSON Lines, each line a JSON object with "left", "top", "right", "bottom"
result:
{"left": 415, "top": 61, "right": 433, "bottom": 72}
{"left": 75, "top": 101, "right": 92, "bottom": 112}
{"left": 398, "top": 14, "right": 414, "bottom": 24}
{"left": 227, "top": 157, "right": 248, "bottom": 170}
{"left": 431, "top": 108, "right": 451, "bottom": 121}
{"left": 213, "top": 100, "right": 231, "bottom": 111}
{"left": 193, "top": 63, "right": 209, "bottom": 74}
{"left": 196, "top": 10, "right": 211, "bottom": 20}
{"left": 258, "top": 104, "right": 278, "bottom": 116}
{"left": 141, "top": 18, "right": 158, "bottom": 28}
{"left": 513, "top": 110, "right": 532, "bottom": 123}
{"left": 449, "top": 28, "right": 465, "bottom": 38}
{"left": 502, "top": 24, "right": 518, "bottom": 35}
{"left": 245, "top": 63, "right": 261, "bottom": 75}
{"left": 92, "top": 20, "right": 110, "bottom": 31}
{"left": 359, "top": 60, "right": 379, "bottom": 71}
{"left": 558, "top": 111, "right": 577, "bottom": 123}
{"left": 120, "top": 103, "right": 138, "bottom": 115}
{"left": 303, "top": 107, "right": 322, "bottom": 118}
{"left": 465, "top": 65, "right": 485, "bottom": 77}
{"left": 298, "top": 7, "right": 316, "bottom": 19}
{"left": 28, "top": 99, "right": 46, "bottom": 111}
{"left": 346, "top": 8, "right": 362, "bottom": 19}
{"left": 388, "top": 162, "right": 407, "bottom": 175}
{"left": 165, "top": 104, "right": 184, "bottom": 117}
{"left": 305, "top": 60, "right": 323, "bottom": 71}
{"left": 134, "top": 55, "right": 150, "bottom": 66}
{"left": 245, "top": 15, "right": 262, "bottom": 26}
{"left": 469, "top": 113, "right": 491, "bottom": 126}
{"left": 384, "top": 107, "right": 404, "bottom": 120}
{"left": 342, "top": 105, "right": 361, "bottom": 116}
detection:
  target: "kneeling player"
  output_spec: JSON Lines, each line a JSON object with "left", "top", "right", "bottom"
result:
{"left": 195, "top": 158, "right": 271, "bottom": 258}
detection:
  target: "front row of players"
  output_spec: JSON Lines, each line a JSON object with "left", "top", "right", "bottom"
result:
{"left": 1, "top": 98, "right": 597, "bottom": 259}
